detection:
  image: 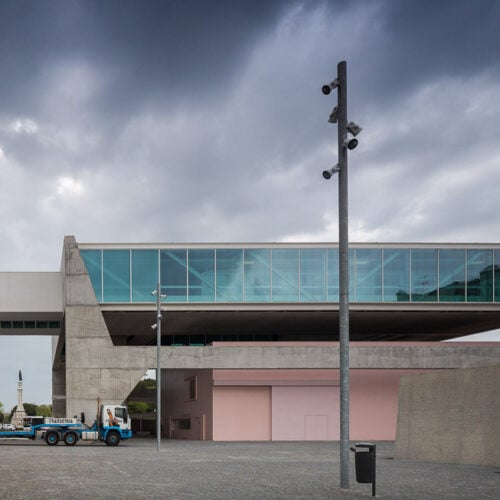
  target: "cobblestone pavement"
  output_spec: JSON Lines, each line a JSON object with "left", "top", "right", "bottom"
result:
{"left": 0, "top": 438, "right": 498, "bottom": 499}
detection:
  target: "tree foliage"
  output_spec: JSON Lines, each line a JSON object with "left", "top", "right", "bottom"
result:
{"left": 128, "top": 401, "right": 150, "bottom": 414}
{"left": 9, "top": 402, "right": 52, "bottom": 420}
{"left": 36, "top": 404, "right": 52, "bottom": 417}
{"left": 136, "top": 378, "right": 156, "bottom": 391}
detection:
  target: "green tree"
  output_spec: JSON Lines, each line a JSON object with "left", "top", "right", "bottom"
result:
{"left": 36, "top": 404, "right": 52, "bottom": 417}
{"left": 127, "top": 401, "right": 149, "bottom": 414}
{"left": 9, "top": 402, "right": 38, "bottom": 420}
{"left": 136, "top": 378, "right": 156, "bottom": 391}
{"left": 0, "top": 401, "right": 4, "bottom": 423}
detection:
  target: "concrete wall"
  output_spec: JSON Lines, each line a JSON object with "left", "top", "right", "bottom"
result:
{"left": 59, "top": 236, "right": 155, "bottom": 420}
{"left": 395, "top": 365, "right": 500, "bottom": 467}
{"left": 0, "top": 272, "right": 62, "bottom": 313}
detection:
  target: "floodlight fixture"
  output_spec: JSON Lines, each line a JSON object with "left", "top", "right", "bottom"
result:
{"left": 151, "top": 323, "right": 157, "bottom": 330}
{"left": 344, "top": 137, "right": 358, "bottom": 150}
{"left": 346, "top": 121, "right": 362, "bottom": 137}
{"left": 322, "top": 79, "right": 339, "bottom": 95}
{"left": 322, "top": 164, "right": 340, "bottom": 180}
{"left": 328, "top": 106, "right": 339, "bottom": 124}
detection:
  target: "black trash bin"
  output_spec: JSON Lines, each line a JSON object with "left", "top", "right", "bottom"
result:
{"left": 351, "top": 442, "right": 376, "bottom": 496}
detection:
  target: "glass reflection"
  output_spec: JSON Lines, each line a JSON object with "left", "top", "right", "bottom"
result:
{"left": 439, "top": 249, "right": 465, "bottom": 302}
{"left": 161, "top": 249, "right": 187, "bottom": 302}
{"left": 216, "top": 249, "right": 243, "bottom": 302}
{"left": 466, "top": 249, "right": 493, "bottom": 302}
{"left": 300, "top": 249, "right": 326, "bottom": 302}
{"left": 103, "top": 250, "right": 130, "bottom": 302}
{"left": 272, "top": 249, "right": 299, "bottom": 302}
{"left": 81, "top": 245, "right": 498, "bottom": 304}
{"left": 495, "top": 250, "right": 500, "bottom": 302}
{"left": 355, "top": 249, "right": 382, "bottom": 302}
{"left": 132, "top": 250, "right": 158, "bottom": 302}
{"left": 411, "top": 249, "right": 438, "bottom": 302}
{"left": 80, "top": 250, "right": 102, "bottom": 302}
{"left": 188, "top": 249, "right": 215, "bottom": 302}
{"left": 383, "top": 249, "right": 409, "bottom": 302}
{"left": 244, "top": 249, "right": 271, "bottom": 302}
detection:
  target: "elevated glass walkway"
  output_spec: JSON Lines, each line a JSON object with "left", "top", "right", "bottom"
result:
{"left": 80, "top": 243, "right": 500, "bottom": 304}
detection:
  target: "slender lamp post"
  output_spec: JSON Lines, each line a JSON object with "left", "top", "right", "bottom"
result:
{"left": 151, "top": 283, "right": 166, "bottom": 451}
{"left": 321, "top": 60, "right": 362, "bottom": 489}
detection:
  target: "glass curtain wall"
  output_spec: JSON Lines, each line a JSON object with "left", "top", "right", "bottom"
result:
{"left": 244, "top": 249, "right": 271, "bottom": 302}
{"left": 439, "top": 249, "right": 465, "bottom": 302}
{"left": 467, "top": 249, "right": 493, "bottom": 302}
{"left": 411, "top": 249, "right": 438, "bottom": 302}
{"left": 354, "top": 249, "right": 382, "bottom": 301}
{"left": 80, "top": 246, "right": 499, "bottom": 304}
{"left": 383, "top": 249, "right": 410, "bottom": 302}
{"left": 103, "top": 250, "right": 130, "bottom": 302}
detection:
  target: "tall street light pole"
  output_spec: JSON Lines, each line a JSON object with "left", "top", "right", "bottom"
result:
{"left": 321, "top": 60, "right": 362, "bottom": 490}
{"left": 152, "top": 283, "right": 166, "bottom": 452}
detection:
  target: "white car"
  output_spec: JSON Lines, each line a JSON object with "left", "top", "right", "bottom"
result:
{"left": 2, "top": 423, "right": 16, "bottom": 431}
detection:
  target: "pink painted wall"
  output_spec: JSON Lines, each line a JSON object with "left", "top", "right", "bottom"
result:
{"left": 350, "top": 369, "right": 425, "bottom": 440}
{"left": 212, "top": 368, "right": 427, "bottom": 441}
{"left": 212, "top": 386, "right": 271, "bottom": 441}
{"left": 272, "top": 386, "right": 340, "bottom": 440}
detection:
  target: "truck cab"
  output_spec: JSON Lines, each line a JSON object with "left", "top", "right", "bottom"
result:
{"left": 98, "top": 404, "right": 132, "bottom": 445}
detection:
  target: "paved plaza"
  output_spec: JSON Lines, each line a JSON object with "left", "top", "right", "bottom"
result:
{"left": 0, "top": 439, "right": 498, "bottom": 499}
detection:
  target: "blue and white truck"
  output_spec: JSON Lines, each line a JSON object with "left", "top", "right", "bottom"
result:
{"left": 0, "top": 403, "right": 132, "bottom": 446}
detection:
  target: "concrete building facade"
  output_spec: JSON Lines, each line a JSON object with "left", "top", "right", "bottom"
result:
{"left": 395, "top": 365, "right": 500, "bottom": 467}
{"left": 1, "top": 236, "right": 499, "bottom": 445}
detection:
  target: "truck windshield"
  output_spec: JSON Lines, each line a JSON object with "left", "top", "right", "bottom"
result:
{"left": 115, "top": 407, "right": 128, "bottom": 421}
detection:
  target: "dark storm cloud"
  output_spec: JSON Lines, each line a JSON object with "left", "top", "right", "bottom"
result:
{"left": 0, "top": 0, "right": 287, "bottom": 116}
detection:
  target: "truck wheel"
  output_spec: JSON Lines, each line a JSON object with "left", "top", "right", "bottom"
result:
{"left": 64, "top": 431, "right": 78, "bottom": 446}
{"left": 45, "top": 431, "right": 60, "bottom": 446}
{"left": 105, "top": 431, "right": 120, "bottom": 446}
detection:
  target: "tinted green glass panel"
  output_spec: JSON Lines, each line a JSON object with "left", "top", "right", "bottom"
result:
{"left": 411, "top": 249, "right": 438, "bottom": 302}
{"left": 466, "top": 249, "right": 493, "bottom": 302}
{"left": 383, "top": 249, "right": 409, "bottom": 302}
{"left": 103, "top": 250, "right": 130, "bottom": 302}
{"left": 439, "top": 249, "right": 465, "bottom": 302}
{"left": 161, "top": 249, "right": 187, "bottom": 302}
{"left": 132, "top": 250, "right": 158, "bottom": 302}
{"left": 244, "top": 249, "right": 271, "bottom": 302}
{"left": 188, "top": 249, "right": 215, "bottom": 302}
{"left": 272, "top": 249, "right": 299, "bottom": 302}
{"left": 355, "top": 249, "right": 382, "bottom": 302}
{"left": 300, "top": 249, "right": 326, "bottom": 302}
{"left": 495, "top": 250, "right": 500, "bottom": 302}
{"left": 216, "top": 249, "right": 243, "bottom": 302}
{"left": 80, "top": 250, "right": 102, "bottom": 301}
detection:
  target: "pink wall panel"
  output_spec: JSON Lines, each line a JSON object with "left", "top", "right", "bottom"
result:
{"left": 272, "top": 386, "right": 340, "bottom": 440}
{"left": 212, "top": 386, "right": 271, "bottom": 441}
{"left": 350, "top": 369, "right": 425, "bottom": 441}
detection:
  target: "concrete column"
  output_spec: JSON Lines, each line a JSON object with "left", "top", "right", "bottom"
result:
{"left": 62, "top": 236, "right": 154, "bottom": 421}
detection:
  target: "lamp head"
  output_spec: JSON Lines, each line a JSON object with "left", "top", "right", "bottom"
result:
{"left": 322, "top": 164, "right": 340, "bottom": 179}
{"left": 321, "top": 79, "right": 339, "bottom": 95}
{"left": 345, "top": 138, "right": 358, "bottom": 150}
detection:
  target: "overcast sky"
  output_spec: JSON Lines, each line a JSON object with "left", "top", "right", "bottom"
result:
{"left": 1, "top": 0, "right": 499, "bottom": 411}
